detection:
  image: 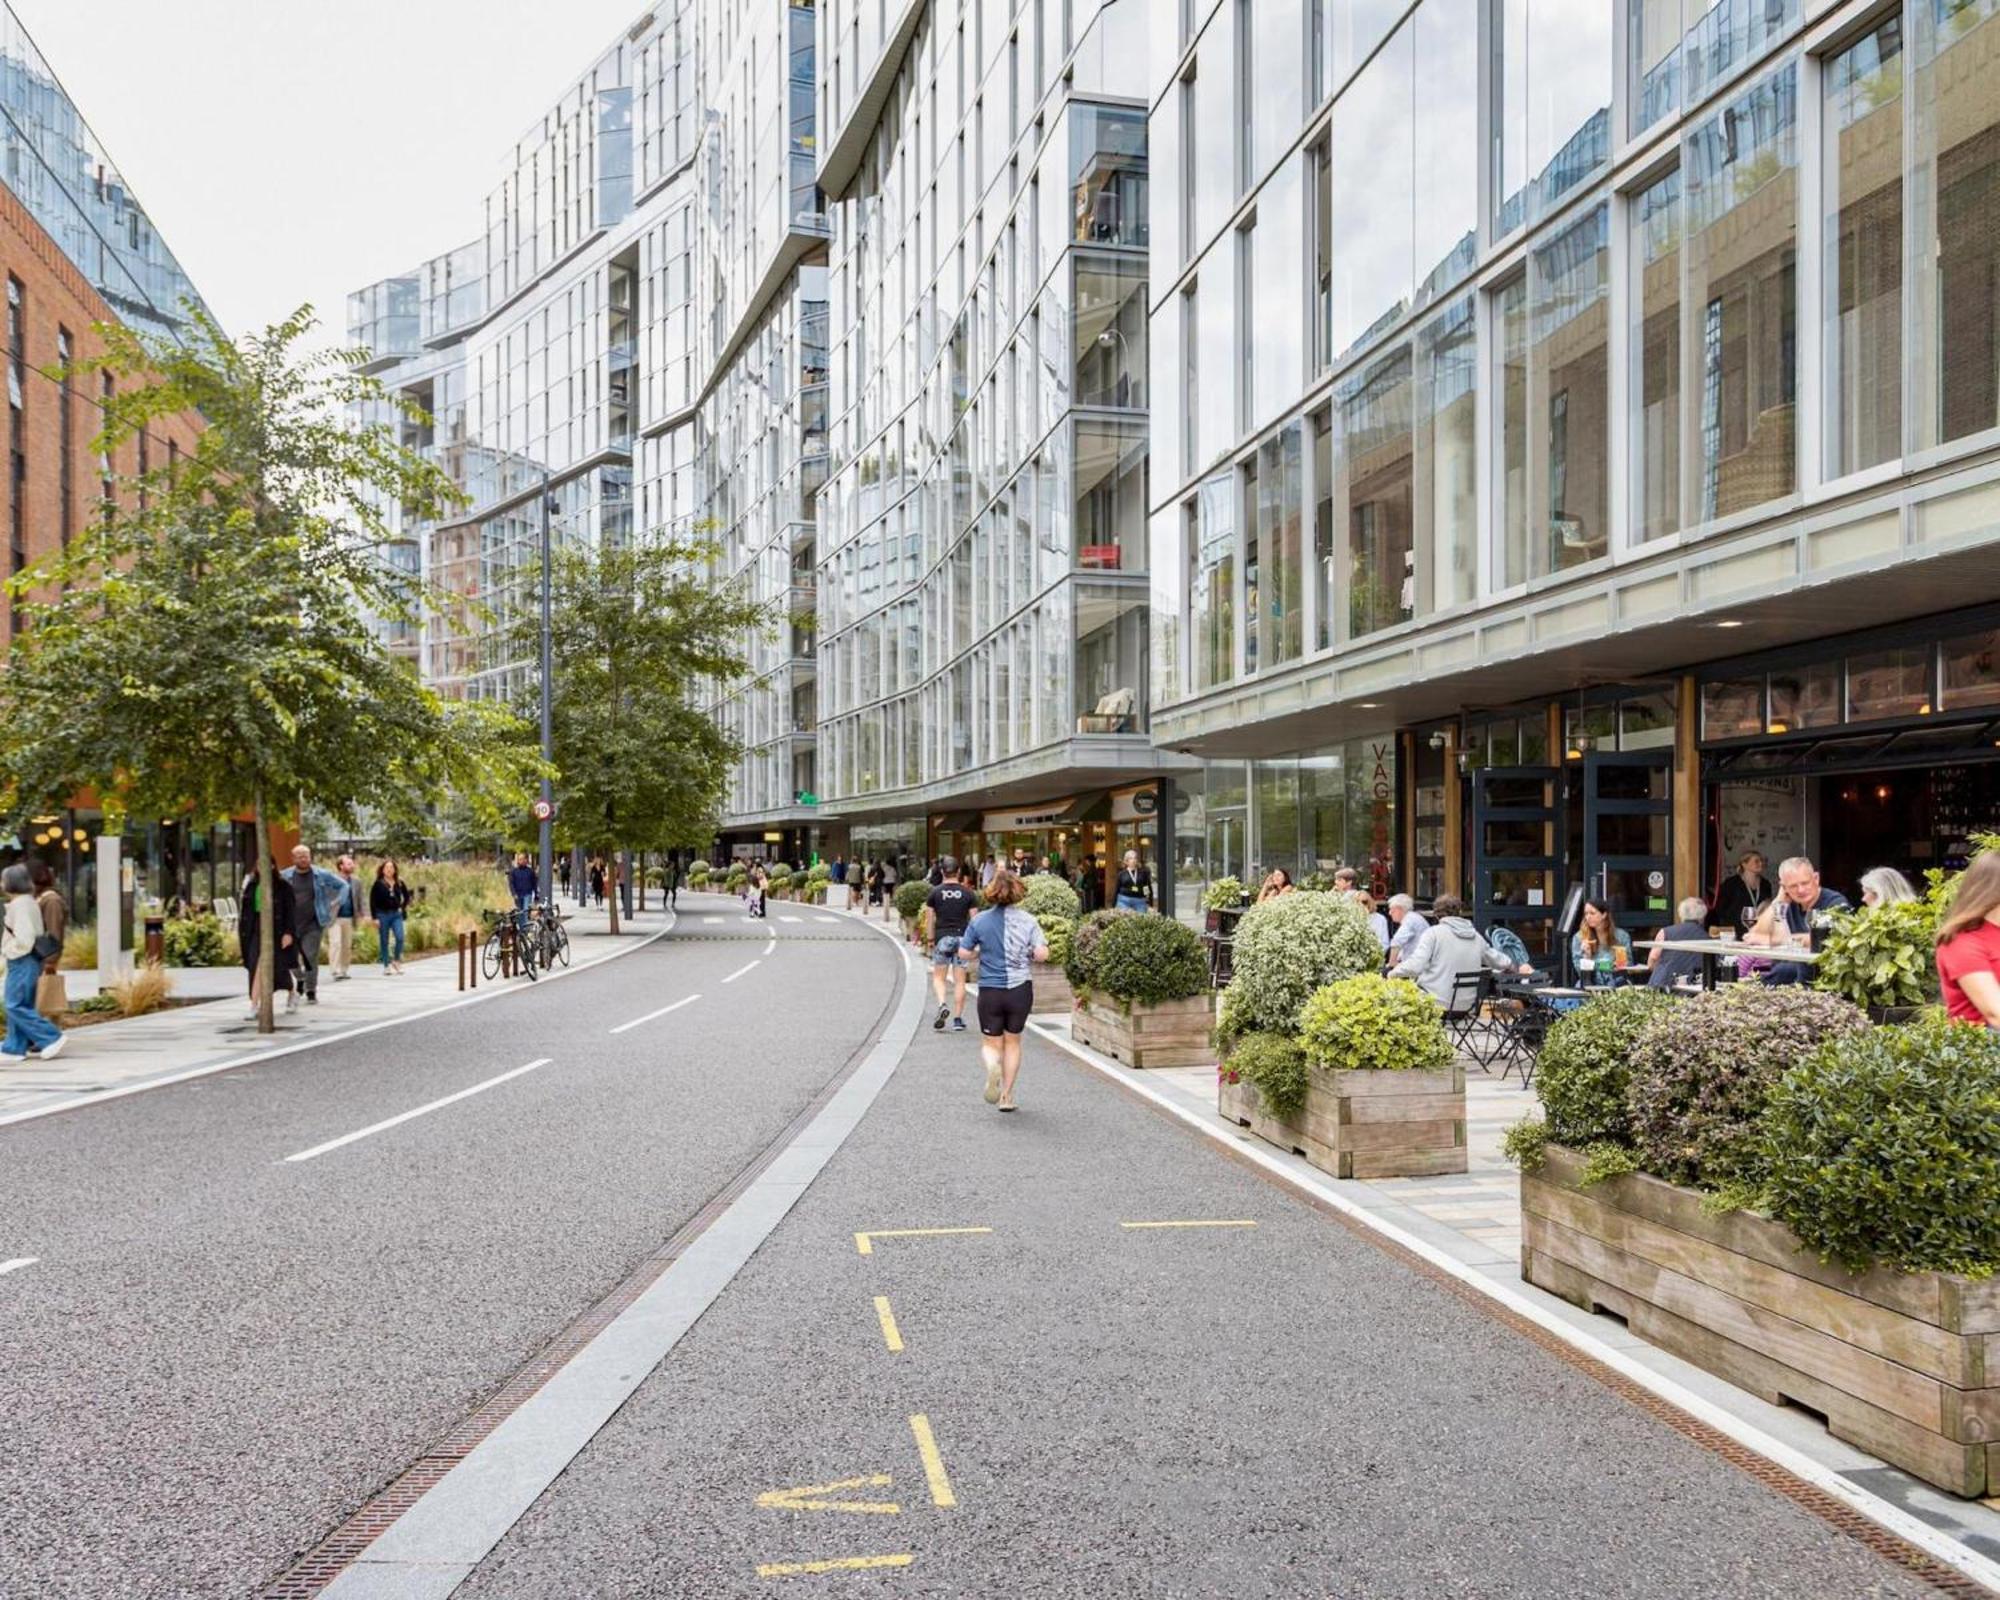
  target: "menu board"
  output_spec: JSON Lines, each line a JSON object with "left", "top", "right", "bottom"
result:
{"left": 1718, "top": 779, "right": 1804, "bottom": 868}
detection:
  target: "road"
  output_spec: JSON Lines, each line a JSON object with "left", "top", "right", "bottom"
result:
{"left": 0, "top": 898, "right": 893, "bottom": 1599}
{"left": 0, "top": 894, "right": 1960, "bottom": 1598}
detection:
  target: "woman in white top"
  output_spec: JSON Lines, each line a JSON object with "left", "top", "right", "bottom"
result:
{"left": 1, "top": 862, "right": 64, "bottom": 1062}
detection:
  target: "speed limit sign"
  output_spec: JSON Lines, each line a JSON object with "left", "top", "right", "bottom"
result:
{"left": 532, "top": 798, "right": 554, "bottom": 822}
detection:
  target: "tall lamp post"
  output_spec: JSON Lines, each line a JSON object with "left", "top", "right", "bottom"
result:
{"left": 538, "top": 470, "right": 555, "bottom": 904}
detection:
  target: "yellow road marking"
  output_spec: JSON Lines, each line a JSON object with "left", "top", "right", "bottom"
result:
{"left": 1119, "top": 1219, "right": 1259, "bottom": 1231}
{"left": 756, "top": 1553, "right": 915, "bottom": 1577}
{"left": 909, "top": 1414, "right": 956, "bottom": 1509}
{"left": 873, "top": 1295, "right": 904, "bottom": 1353}
{"left": 853, "top": 1226, "right": 992, "bottom": 1256}
{"left": 755, "top": 1474, "right": 900, "bottom": 1515}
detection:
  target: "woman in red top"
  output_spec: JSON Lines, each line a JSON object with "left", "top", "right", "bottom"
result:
{"left": 1936, "top": 853, "right": 2000, "bottom": 1026}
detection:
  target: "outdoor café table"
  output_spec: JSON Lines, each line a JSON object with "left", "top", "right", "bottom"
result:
{"left": 1634, "top": 937, "right": 1824, "bottom": 993}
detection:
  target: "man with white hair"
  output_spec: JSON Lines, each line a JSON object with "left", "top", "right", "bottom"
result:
{"left": 1745, "top": 855, "right": 1850, "bottom": 985}
{"left": 1647, "top": 896, "right": 1714, "bottom": 990}
{"left": 1385, "top": 893, "right": 1428, "bottom": 967}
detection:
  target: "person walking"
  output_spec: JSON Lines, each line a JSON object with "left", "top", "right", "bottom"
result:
{"left": 1075, "top": 854, "right": 1104, "bottom": 914}
{"left": 507, "top": 851, "right": 538, "bottom": 911}
{"left": 666, "top": 856, "right": 681, "bottom": 909}
{"left": 1, "top": 862, "right": 64, "bottom": 1062}
{"left": 1114, "top": 848, "right": 1153, "bottom": 913}
{"left": 370, "top": 858, "right": 413, "bottom": 975}
{"left": 922, "top": 857, "right": 978, "bottom": 1032}
{"left": 589, "top": 858, "right": 605, "bottom": 907}
{"left": 558, "top": 853, "right": 572, "bottom": 901}
{"left": 281, "top": 845, "right": 342, "bottom": 1005}
{"left": 865, "top": 859, "right": 885, "bottom": 908}
{"left": 327, "top": 855, "right": 360, "bottom": 982}
{"left": 957, "top": 870, "right": 1049, "bottom": 1112}
{"left": 27, "top": 860, "right": 67, "bottom": 1021}
{"left": 240, "top": 858, "right": 300, "bottom": 1017}
{"left": 831, "top": 855, "right": 848, "bottom": 886}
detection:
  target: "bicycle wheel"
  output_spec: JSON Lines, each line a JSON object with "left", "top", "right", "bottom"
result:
{"left": 481, "top": 928, "right": 505, "bottom": 981}
{"left": 551, "top": 923, "right": 571, "bottom": 968}
{"left": 517, "top": 922, "right": 539, "bottom": 981}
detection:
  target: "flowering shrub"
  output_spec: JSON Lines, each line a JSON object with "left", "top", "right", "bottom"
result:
{"left": 1754, "top": 1012, "right": 2000, "bottom": 1275}
{"left": 1022, "top": 873, "right": 1082, "bottom": 925}
{"left": 1226, "top": 1031, "right": 1309, "bottom": 1118}
{"left": 1220, "top": 891, "right": 1380, "bottom": 1045}
{"left": 1297, "top": 974, "right": 1452, "bottom": 1075}
{"left": 1091, "top": 914, "right": 1209, "bottom": 1005}
{"left": 1627, "top": 985, "right": 1869, "bottom": 1190}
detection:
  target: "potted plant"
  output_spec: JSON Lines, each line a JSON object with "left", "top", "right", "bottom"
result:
{"left": 1022, "top": 874, "right": 1083, "bottom": 1013}
{"left": 1814, "top": 896, "right": 1940, "bottom": 1023}
{"left": 1201, "top": 876, "right": 1248, "bottom": 934}
{"left": 1505, "top": 988, "right": 2000, "bottom": 1498}
{"left": 687, "top": 862, "right": 711, "bottom": 890}
{"left": 1222, "top": 974, "right": 1463, "bottom": 1178}
{"left": 1071, "top": 913, "right": 1215, "bottom": 1067}
{"left": 765, "top": 865, "right": 794, "bottom": 900}
{"left": 1216, "top": 891, "right": 1382, "bottom": 1049}
{"left": 892, "top": 877, "right": 931, "bottom": 941}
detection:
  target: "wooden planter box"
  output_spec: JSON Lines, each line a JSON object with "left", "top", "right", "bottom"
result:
{"left": 1218, "top": 1068, "right": 1467, "bottom": 1179}
{"left": 1071, "top": 991, "right": 1215, "bottom": 1068}
{"left": 1030, "top": 961, "right": 1073, "bottom": 1014}
{"left": 1522, "top": 1144, "right": 2000, "bottom": 1498}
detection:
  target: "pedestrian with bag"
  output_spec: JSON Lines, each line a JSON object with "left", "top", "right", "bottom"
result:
{"left": 328, "top": 855, "right": 360, "bottom": 982}
{"left": 1, "top": 862, "right": 64, "bottom": 1062}
{"left": 371, "top": 858, "right": 413, "bottom": 975}
{"left": 956, "top": 870, "right": 1049, "bottom": 1112}
{"left": 241, "top": 858, "right": 300, "bottom": 1016}
{"left": 28, "top": 860, "right": 68, "bottom": 1022}
{"left": 281, "top": 845, "right": 343, "bottom": 1005}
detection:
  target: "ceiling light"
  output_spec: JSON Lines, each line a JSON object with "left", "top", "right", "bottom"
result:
{"left": 1357, "top": 701, "right": 1379, "bottom": 709}
{"left": 1712, "top": 619, "right": 1745, "bottom": 629}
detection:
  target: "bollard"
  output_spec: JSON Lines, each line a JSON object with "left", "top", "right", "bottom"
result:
{"left": 469, "top": 930, "right": 478, "bottom": 988}
{"left": 457, "top": 932, "right": 467, "bottom": 991}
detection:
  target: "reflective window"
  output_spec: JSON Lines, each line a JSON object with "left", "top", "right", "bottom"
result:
{"left": 1312, "top": 408, "right": 1335, "bottom": 649}
{"left": 1340, "top": 345, "right": 1414, "bottom": 638}
{"left": 1257, "top": 422, "right": 1305, "bottom": 665}
{"left": 1075, "top": 421, "right": 1146, "bottom": 572}
{"left": 1329, "top": 20, "right": 1413, "bottom": 360}
{"left": 1071, "top": 104, "right": 1148, "bottom": 246}
{"left": 1414, "top": 0, "right": 1478, "bottom": 309}
{"left": 1633, "top": 0, "right": 1800, "bottom": 135}
{"left": 1497, "top": 275, "right": 1529, "bottom": 589}
{"left": 1191, "top": 471, "right": 1236, "bottom": 690}
{"left": 1914, "top": 0, "right": 2000, "bottom": 449}
{"left": 1702, "top": 677, "right": 1764, "bottom": 739}
{"left": 1848, "top": 648, "right": 1932, "bottom": 721}
{"left": 1633, "top": 170, "right": 1682, "bottom": 542}
{"left": 1495, "top": 0, "right": 1613, "bottom": 233}
{"left": 1767, "top": 662, "right": 1841, "bottom": 732}
{"left": 1151, "top": 504, "right": 1190, "bottom": 708}
{"left": 1941, "top": 629, "right": 2000, "bottom": 712}
{"left": 1074, "top": 255, "right": 1147, "bottom": 409}
{"left": 1415, "top": 295, "right": 1477, "bottom": 614}
{"left": 1824, "top": 18, "right": 1903, "bottom": 478}
{"left": 1253, "top": 0, "right": 1306, "bottom": 186}
{"left": 1685, "top": 62, "right": 1797, "bottom": 521}
{"left": 1329, "top": 0, "right": 1406, "bottom": 91}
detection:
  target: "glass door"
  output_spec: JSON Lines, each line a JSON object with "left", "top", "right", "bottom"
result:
{"left": 1582, "top": 751, "right": 1675, "bottom": 946}
{"left": 1471, "top": 767, "right": 1560, "bottom": 963}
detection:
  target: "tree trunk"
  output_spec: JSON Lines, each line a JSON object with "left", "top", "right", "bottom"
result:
{"left": 607, "top": 848, "right": 622, "bottom": 935}
{"left": 254, "top": 787, "right": 276, "bottom": 1035}
{"left": 637, "top": 850, "right": 647, "bottom": 912}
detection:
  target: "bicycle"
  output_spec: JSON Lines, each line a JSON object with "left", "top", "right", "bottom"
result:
{"left": 481, "top": 906, "right": 540, "bottom": 982}
{"left": 532, "top": 900, "right": 570, "bottom": 970}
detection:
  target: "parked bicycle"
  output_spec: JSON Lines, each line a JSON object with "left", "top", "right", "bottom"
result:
{"left": 481, "top": 906, "right": 539, "bottom": 982}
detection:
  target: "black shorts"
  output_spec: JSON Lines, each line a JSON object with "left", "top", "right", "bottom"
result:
{"left": 976, "top": 981, "right": 1034, "bottom": 1036}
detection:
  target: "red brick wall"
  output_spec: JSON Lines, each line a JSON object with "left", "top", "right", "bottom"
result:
{"left": 0, "top": 179, "right": 202, "bottom": 649}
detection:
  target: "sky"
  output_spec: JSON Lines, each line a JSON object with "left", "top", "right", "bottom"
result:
{"left": 15, "top": 0, "right": 646, "bottom": 341}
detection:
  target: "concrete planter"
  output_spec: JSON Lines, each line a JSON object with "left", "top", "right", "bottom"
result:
{"left": 1218, "top": 1067, "right": 1467, "bottom": 1179}
{"left": 1071, "top": 990, "right": 1215, "bottom": 1068}
{"left": 1522, "top": 1143, "right": 2000, "bottom": 1498}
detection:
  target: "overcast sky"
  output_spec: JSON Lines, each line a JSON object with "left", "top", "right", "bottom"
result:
{"left": 15, "top": 0, "right": 645, "bottom": 341}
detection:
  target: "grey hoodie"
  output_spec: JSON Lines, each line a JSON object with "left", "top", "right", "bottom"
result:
{"left": 1395, "top": 916, "right": 1514, "bottom": 1008}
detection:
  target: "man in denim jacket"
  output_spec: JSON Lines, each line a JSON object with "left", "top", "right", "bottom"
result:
{"left": 282, "top": 845, "right": 345, "bottom": 1003}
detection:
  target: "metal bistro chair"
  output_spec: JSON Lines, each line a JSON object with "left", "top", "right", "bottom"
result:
{"left": 1441, "top": 969, "right": 1501, "bottom": 1070}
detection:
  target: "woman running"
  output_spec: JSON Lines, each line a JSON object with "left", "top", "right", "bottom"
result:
{"left": 956, "top": 870, "right": 1049, "bottom": 1113}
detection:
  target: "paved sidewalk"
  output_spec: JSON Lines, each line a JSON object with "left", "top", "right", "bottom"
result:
{"left": 0, "top": 897, "right": 674, "bottom": 1122}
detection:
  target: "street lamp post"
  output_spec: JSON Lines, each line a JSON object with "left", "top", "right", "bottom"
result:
{"left": 538, "top": 470, "right": 555, "bottom": 904}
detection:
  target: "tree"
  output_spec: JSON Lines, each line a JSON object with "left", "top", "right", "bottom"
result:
{"left": 0, "top": 306, "right": 538, "bottom": 1031}
{"left": 517, "top": 537, "right": 766, "bottom": 933}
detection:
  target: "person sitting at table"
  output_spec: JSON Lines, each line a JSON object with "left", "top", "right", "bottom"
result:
{"left": 1385, "top": 894, "right": 1428, "bottom": 967}
{"left": 1354, "top": 890, "right": 1390, "bottom": 952}
{"left": 1256, "top": 867, "right": 1294, "bottom": 904}
{"left": 1392, "top": 895, "right": 1533, "bottom": 1008}
{"left": 1936, "top": 852, "right": 2000, "bottom": 1027}
{"left": 1744, "top": 855, "right": 1850, "bottom": 985}
{"left": 1710, "top": 850, "right": 1771, "bottom": 934}
{"left": 1647, "top": 897, "right": 1713, "bottom": 990}
{"left": 1570, "top": 897, "right": 1630, "bottom": 984}
{"left": 1860, "top": 866, "right": 1917, "bottom": 908}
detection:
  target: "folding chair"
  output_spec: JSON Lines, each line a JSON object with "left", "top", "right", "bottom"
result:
{"left": 1441, "top": 969, "right": 1498, "bottom": 1069}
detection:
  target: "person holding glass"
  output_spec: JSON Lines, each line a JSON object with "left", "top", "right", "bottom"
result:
{"left": 1711, "top": 851, "right": 1772, "bottom": 935}
{"left": 1570, "top": 897, "right": 1631, "bottom": 986}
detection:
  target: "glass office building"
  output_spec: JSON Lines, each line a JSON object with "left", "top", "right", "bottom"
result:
{"left": 1148, "top": 0, "right": 2000, "bottom": 949}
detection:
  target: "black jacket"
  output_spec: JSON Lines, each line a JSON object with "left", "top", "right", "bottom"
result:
{"left": 370, "top": 878, "right": 414, "bottom": 916}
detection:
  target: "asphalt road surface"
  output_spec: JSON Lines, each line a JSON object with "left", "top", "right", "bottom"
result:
{"left": 0, "top": 897, "right": 894, "bottom": 1599}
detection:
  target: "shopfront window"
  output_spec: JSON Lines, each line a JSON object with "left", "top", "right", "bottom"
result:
{"left": 1847, "top": 648, "right": 1931, "bottom": 721}
{"left": 1767, "top": 661, "right": 1841, "bottom": 732}
{"left": 1702, "top": 677, "right": 1765, "bottom": 739}
{"left": 1941, "top": 629, "right": 2000, "bottom": 712}
{"left": 1824, "top": 17, "right": 1903, "bottom": 479}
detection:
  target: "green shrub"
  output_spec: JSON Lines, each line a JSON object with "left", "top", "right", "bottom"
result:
{"left": 1201, "top": 876, "right": 1247, "bottom": 912}
{"left": 1040, "top": 916, "right": 1076, "bottom": 971}
{"left": 1227, "top": 1030, "right": 1310, "bottom": 1118}
{"left": 766, "top": 866, "right": 794, "bottom": 891}
{"left": 1220, "top": 891, "right": 1380, "bottom": 1045}
{"left": 1535, "top": 988, "right": 1675, "bottom": 1148}
{"left": 1065, "top": 908, "right": 1129, "bottom": 990}
{"left": 1090, "top": 914, "right": 1208, "bottom": 1005}
{"left": 893, "top": 878, "right": 932, "bottom": 923}
{"left": 1298, "top": 974, "right": 1452, "bottom": 1075}
{"left": 1021, "top": 873, "right": 1082, "bottom": 924}
{"left": 1628, "top": 985, "right": 1869, "bottom": 1190}
{"left": 725, "top": 866, "right": 749, "bottom": 891}
{"left": 805, "top": 862, "right": 832, "bottom": 886}
{"left": 163, "top": 914, "right": 227, "bottom": 968}
{"left": 687, "top": 863, "right": 712, "bottom": 886}
{"left": 1814, "top": 897, "right": 1941, "bottom": 1011}
{"left": 1755, "top": 1012, "right": 2000, "bottom": 1276}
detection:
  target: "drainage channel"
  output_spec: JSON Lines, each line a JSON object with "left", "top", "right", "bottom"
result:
{"left": 259, "top": 947, "right": 907, "bottom": 1599}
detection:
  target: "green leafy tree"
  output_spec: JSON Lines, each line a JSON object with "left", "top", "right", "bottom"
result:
{"left": 517, "top": 537, "right": 767, "bottom": 933}
{"left": 0, "top": 306, "right": 537, "bottom": 1031}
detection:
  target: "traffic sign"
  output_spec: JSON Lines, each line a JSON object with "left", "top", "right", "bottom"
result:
{"left": 532, "top": 798, "right": 554, "bottom": 822}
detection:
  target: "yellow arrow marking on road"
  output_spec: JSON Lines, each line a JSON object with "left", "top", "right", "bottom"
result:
{"left": 756, "top": 1553, "right": 915, "bottom": 1577}
{"left": 853, "top": 1226, "right": 991, "bottom": 1256}
{"left": 755, "top": 1475, "right": 900, "bottom": 1515}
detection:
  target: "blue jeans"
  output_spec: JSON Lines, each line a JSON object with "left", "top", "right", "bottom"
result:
{"left": 1115, "top": 894, "right": 1149, "bottom": 913}
{"left": 377, "top": 911, "right": 406, "bottom": 968}
{"left": 3, "top": 953, "right": 59, "bottom": 1055}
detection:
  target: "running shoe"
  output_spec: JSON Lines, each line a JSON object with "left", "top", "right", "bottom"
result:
{"left": 951, "top": 1017, "right": 967, "bottom": 1031}
{"left": 934, "top": 1003, "right": 948, "bottom": 1031}
{"left": 983, "top": 1059, "right": 1002, "bottom": 1103}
